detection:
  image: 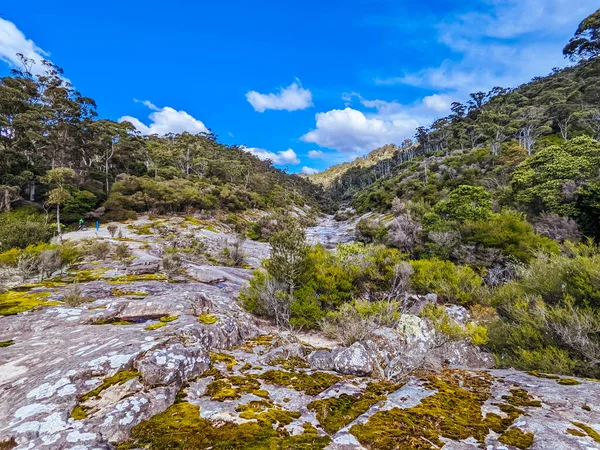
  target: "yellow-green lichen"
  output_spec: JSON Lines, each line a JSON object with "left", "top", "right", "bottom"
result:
{"left": 111, "top": 288, "right": 148, "bottom": 297}
{"left": 499, "top": 428, "right": 534, "bottom": 449}
{"left": 0, "top": 290, "right": 58, "bottom": 316}
{"left": 567, "top": 428, "right": 587, "bottom": 437}
{"left": 308, "top": 381, "right": 401, "bottom": 434}
{"left": 0, "top": 340, "right": 14, "bottom": 348}
{"left": 91, "top": 318, "right": 134, "bottom": 325}
{"left": 145, "top": 315, "right": 179, "bottom": 330}
{"left": 571, "top": 422, "right": 600, "bottom": 443}
{"left": 557, "top": 378, "right": 581, "bottom": 386}
{"left": 258, "top": 370, "right": 340, "bottom": 396}
{"left": 240, "top": 363, "right": 253, "bottom": 372}
{"left": 118, "top": 402, "right": 330, "bottom": 450}
{"left": 80, "top": 370, "right": 140, "bottom": 402}
{"left": 108, "top": 273, "right": 166, "bottom": 284}
{"left": 526, "top": 371, "right": 560, "bottom": 380}
{"left": 209, "top": 353, "right": 237, "bottom": 371}
{"left": 70, "top": 405, "right": 88, "bottom": 420}
{"left": 198, "top": 314, "right": 218, "bottom": 324}
{"left": 233, "top": 334, "right": 274, "bottom": 353}
{"left": 582, "top": 405, "right": 592, "bottom": 411}
{"left": 349, "top": 370, "right": 529, "bottom": 450}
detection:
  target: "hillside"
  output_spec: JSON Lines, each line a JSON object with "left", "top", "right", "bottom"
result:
{"left": 0, "top": 60, "right": 326, "bottom": 228}
{"left": 321, "top": 56, "right": 600, "bottom": 240}
{"left": 306, "top": 144, "right": 401, "bottom": 188}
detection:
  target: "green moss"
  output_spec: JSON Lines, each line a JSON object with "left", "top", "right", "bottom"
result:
{"left": 0, "top": 290, "right": 58, "bottom": 316}
{"left": 567, "top": 428, "right": 587, "bottom": 437}
{"left": 145, "top": 322, "right": 166, "bottom": 331}
{"left": 526, "top": 371, "right": 560, "bottom": 379}
{"left": 198, "top": 314, "right": 218, "bottom": 324}
{"left": 558, "top": 378, "right": 581, "bottom": 385}
{"left": 571, "top": 422, "right": 600, "bottom": 443}
{"left": 499, "top": 428, "right": 534, "bottom": 449}
{"left": 240, "top": 363, "right": 253, "bottom": 372}
{"left": 80, "top": 370, "right": 140, "bottom": 402}
{"left": 502, "top": 389, "right": 542, "bottom": 408}
{"left": 70, "top": 405, "right": 88, "bottom": 420}
{"left": 118, "top": 402, "right": 330, "bottom": 450}
{"left": 582, "top": 405, "right": 592, "bottom": 411}
{"left": 0, "top": 340, "right": 14, "bottom": 348}
{"left": 269, "top": 357, "right": 309, "bottom": 370}
{"left": 349, "top": 370, "right": 531, "bottom": 450}
{"left": 209, "top": 352, "right": 237, "bottom": 371}
{"left": 236, "top": 401, "right": 300, "bottom": 425}
{"left": 111, "top": 288, "right": 148, "bottom": 297}
{"left": 234, "top": 334, "right": 274, "bottom": 353}
{"left": 259, "top": 370, "right": 340, "bottom": 396}
{"left": 205, "top": 375, "right": 263, "bottom": 401}
{"left": 309, "top": 381, "right": 401, "bottom": 434}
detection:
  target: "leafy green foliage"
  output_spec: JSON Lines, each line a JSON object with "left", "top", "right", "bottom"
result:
{"left": 0, "top": 210, "right": 54, "bottom": 252}
{"left": 409, "top": 259, "right": 484, "bottom": 305}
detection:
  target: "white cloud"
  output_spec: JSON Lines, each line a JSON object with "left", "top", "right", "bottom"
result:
{"left": 308, "top": 150, "right": 324, "bottom": 159}
{"left": 376, "top": 0, "right": 599, "bottom": 95}
{"left": 422, "top": 94, "right": 454, "bottom": 113}
{"left": 243, "top": 147, "right": 300, "bottom": 165}
{"left": 302, "top": 166, "right": 319, "bottom": 175}
{"left": 0, "top": 18, "right": 50, "bottom": 75}
{"left": 301, "top": 108, "right": 419, "bottom": 153}
{"left": 119, "top": 100, "right": 209, "bottom": 136}
{"left": 246, "top": 81, "right": 313, "bottom": 112}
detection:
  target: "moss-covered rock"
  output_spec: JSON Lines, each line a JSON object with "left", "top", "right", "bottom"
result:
{"left": 80, "top": 370, "right": 140, "bottom": 402}
{"left": 499, "top": 428, "right": 534, "bottom": 449}
{"left": 258, "top": 370, "right": 340, "bottom": 396}
{"left": 308, "top": 381, "right": 401, "bottom": 434}
{"left": 118, "top": 402, "right": 330, "bottom": 450}
{"left": 349, "top": 371, "right": 535, "bottom": 450}
{"left": 0, "top": 290, "right": 58, "bottom": 316}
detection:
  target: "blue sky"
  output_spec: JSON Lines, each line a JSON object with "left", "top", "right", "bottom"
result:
{"left": 0, "top": 0, "right": 597, "bottom": 173}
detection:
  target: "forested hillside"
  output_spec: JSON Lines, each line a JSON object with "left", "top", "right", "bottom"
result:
{"left": 325, "top": 57, "right": 600, "bottom": 237}
{"left": 0, "top": 57, "right": 325, "bottom": 226}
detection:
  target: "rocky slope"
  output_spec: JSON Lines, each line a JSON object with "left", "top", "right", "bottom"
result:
{"left": 1, "top": 217, "right": 600, "bottom": 449}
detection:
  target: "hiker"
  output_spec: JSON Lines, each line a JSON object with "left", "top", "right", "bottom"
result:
{"left": 78, "top": 219, "right": 84, "bottom": 231}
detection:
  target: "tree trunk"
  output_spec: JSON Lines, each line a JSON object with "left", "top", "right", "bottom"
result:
{"left": 56, "top": 204, "right": 62, "bottom": 240}
{"left": 29, "top": 180, "right": 35, "bottom": 202}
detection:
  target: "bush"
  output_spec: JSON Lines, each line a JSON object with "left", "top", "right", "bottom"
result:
{"left": 107, "top": 223, "right": 119, "bottom": 238}
{"left": 114, "top": 243, "right": 132, "bottom": 262}
{"left": 62, "top": 284, "right": 89, "bottom": 307}
{"left": 420, "top": 304, "right": 488, "bottom": 345}
{"left": 355, "top": 218, "right": 388, "bottom": 244}
{"left": 487, "top": 242, "right": 600, "bottom": 378}
{"left": 460, "top": 210, "right": 560, "bottom": 264}
{"left": 409, "top": 259, "right": 485, "bottom": 305}
{"left": 0, "top": 211, "right": 54, "bottom": 252}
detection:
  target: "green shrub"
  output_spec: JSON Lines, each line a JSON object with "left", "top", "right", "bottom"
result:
{"left": 460, "top": 210, "right": 559, "bottom": 263}
{"left": 409, "top": 259, "right": 485, "bottom": 305}
{"left": 0, "top": 211, "right": 54, "bottom": 252}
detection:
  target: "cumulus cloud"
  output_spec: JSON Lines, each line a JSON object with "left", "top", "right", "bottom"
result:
{"left": 0, "top": 18, "right": 51, "bottom": 75}
{"left": 246, "top": 81, "right": 313, "bottom": 112}
{"left": 301, "top": 166, "right": 319, "bottom": 175}
{"left": 118, "top": 100, "right": 209, "bottom": 136}
{"left": 301, "top": 108, "right": 419, "bottom": 154}
{"left": 243, "top": 147, "right": 300, "bottom": 165}
{"left": 308, "top": 150, "right": 324, "bottom": 159}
